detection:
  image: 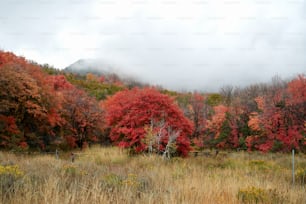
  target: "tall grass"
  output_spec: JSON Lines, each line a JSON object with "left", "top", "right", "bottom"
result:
{"left": 0, "top": 147, "right": 305, "bottom": 204}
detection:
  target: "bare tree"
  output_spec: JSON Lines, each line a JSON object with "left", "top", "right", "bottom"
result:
{"left": 144, "top": 119, "right": 166, "bottom": 154}
{"left": 220, "top": 85, "right": 233, "bottom": 105}
{"left": 144, "top": 119, "right": 180, "bottom": 159}
{"left": 163, "top": 127, "right": 180, "bottom": 160}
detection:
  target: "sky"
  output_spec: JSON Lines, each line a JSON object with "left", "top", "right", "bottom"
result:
{"left": 0, "top": 0, "right": 305, "bottom": 91}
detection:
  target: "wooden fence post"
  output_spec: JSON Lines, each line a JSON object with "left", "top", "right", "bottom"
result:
{"left": 55, "top": 149, "right": 59, "bottom": 160}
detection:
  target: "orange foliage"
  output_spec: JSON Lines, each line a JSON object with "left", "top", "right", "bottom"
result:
{"left": 207, "top": 105, "right": 229, "bottom": 139}
{"left": 248, "top": 112, "right": 261, "bottom": 132}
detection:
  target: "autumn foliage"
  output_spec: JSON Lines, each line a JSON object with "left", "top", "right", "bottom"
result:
{"left": 0, "top": 50, "right": 305, "bottom": 155}
{"left": 105, "top": 88, "right": 193, "bottom": 156}
{"left": 0, "top": 51, "right": 104, "bottom": 150}
{"left": 245, "top": 76, "right": 306, "bottom": 152}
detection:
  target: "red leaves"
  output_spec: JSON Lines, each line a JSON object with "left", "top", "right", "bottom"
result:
{"left": 65, "top": 136, "right": 77, "bottom": 148}
{"left": 59, "top": 87, "right": 104, "bottom": 148}
{"left": 0, "top": 50, "right": 305, "bottom": 154}
{"left": 19, "top": 141, "right": 28, "bottom": 149}
{"left": 206, "top": 105, "right": 228, "bottom": 139}
{"left": 105, "top": 88, "right": 193, "bottom": 156}
{"left": 254, "top": 97, "right": 264, "bottom": 111}
{"left": 47, "top": 109, "right": 63, "bottom": 127}
{"left": 287, "top": 75, "right": 306, "bottom": 105}
{"left": 0, "top": 51, "right": 27, "bottom": 68}
{"left": 248, "top": 112, "right": 261, "bottom": 132}
{"left": 48, "top": 75, "right": 74, "bottom": 91}
{"left": 246, "top": 75, "right": 306, "bottom": 152}
{"left": 0, "top": 116, "right": 19, "bottom": 135}
{"left": 189, "top": 93, "right": 206, "bottom": 139}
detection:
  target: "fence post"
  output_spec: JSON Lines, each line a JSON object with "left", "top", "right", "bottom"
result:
{"left": 71, "top": 152, "right": 75, "bottom": 163}
{"left": 55, "top": 149, "right": 59, "bottom": 160}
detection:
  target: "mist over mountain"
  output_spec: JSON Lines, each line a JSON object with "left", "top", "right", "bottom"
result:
{"left": 65, "top": 59, "right": 120, "bottom": 75}
{"left": 1, "top": 0, "right": 306, "bottom": 92}
{"left": 65, "top": 58, "right": 148, "bottom": 88}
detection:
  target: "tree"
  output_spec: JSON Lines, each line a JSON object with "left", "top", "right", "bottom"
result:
{"left": 48, "top": 75, "right": 104, "bottom": 149}
{"left": 246, "top": 75, "right": 306, "bottom": 152}
{"left": 61, "top": 88, "right": 104, "bottom": 149}
{"left": 187, "top": 93, "right": 209, "bottom": 148}
{"left": 0, "top": 115, "right": 21, "bottom": 149}
{"left": 105, "top": 88, "right": 194, "bottom": 156}
{"left": 0, "top": 63, "right": 54, "bottom": 149}
{"left": 189, "top": 93, "right": 205, "bottom": 139}
{"left": 220, "top": 85, "right": 233, "bottom": 105}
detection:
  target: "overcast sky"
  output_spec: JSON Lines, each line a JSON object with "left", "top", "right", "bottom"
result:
{"left": 0, "top": 0, "right": 305, "bottom": 91}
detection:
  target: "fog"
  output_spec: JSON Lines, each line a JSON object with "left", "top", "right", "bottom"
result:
{"left": 0, "top": 0, "right": 305, "bottom": 91}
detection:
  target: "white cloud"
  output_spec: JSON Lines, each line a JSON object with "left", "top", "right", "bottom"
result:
{"left": 0, "top": 0, "right": 305, "bottom": 91}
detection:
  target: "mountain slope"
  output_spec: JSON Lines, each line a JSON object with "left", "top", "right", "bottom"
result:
{"left": 65, "top": 58, "right": 148, "bottom": 88}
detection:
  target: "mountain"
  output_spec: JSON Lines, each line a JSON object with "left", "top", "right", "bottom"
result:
{"left": 64, "top": 59, "right": 119, "bottom": 75}
{"left": 64, "top": 58, "right": 148, "bottom": 88}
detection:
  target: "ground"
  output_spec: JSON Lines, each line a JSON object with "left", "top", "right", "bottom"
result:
{"left": 0, "top": 147, "right": 305, "bottom": 204}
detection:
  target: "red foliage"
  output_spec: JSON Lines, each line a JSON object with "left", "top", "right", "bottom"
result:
{"left": 65, "top": 136, "right": 77, "bottom": 148}
{"left": 206, "top": 105, "right": 229, "bottom": 139}
{"left": 248, "top": 112, "right": 261, "bottom": 132}
{"left": 105, "top": 88, "right": 193, "bottom": 156}
{"left": 0, "top": 116, "right": 20, "bottom": 148}
{"left": 47, "top": 109, "right": 63, "bottom": 128}
{"left": 287, "top": 75, "right": 306, "bottom": 105}
{"left": 0, "top": 51, "right": 27, "bottom": 67}
{"left": 60, "top": 87, "right": 104, "bottom": 149}
{"left": 229, "top": 117, "right": 239, "bottom": 148}
{"left": 48, "top": 75, "right": 74, "bottom": 91}
{"left": 246, "top": 76, "right": 306, "bottom": 152}
{"left": 19, "top": 141, "right": 28, "bottom": 149}
{"left": 0, "top": 116, "right": 19, "bottom": 135}
{"left": 189, "top": 93, "right": 206, "bottom": 141}
{"left": 99, "top": 76, "right": 105, "bottom": 83}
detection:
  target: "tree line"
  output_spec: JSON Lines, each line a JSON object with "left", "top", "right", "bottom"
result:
{"left": 0, "top": 51, "right": 305, "bottom": 155}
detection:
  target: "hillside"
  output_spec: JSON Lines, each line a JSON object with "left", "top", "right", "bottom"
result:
{"left": 64, "top": 59, "right": 147, "bottom": 89}
{"left": 65, "top": 59, "right": 118, "bottom": 75}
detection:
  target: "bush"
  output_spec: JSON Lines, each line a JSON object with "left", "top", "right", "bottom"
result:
{"left": 62, "top": 164, "right": 77, "bottom": 177}
{"left": 248, "top": 160, "right": 272, "bottom": 171}
{"left": 237, "top": 186, "right": 286, "bottom": 204}
{"left": 295, "top": 168, "right": 306, "bottom": 185}
{"left": 102, "top": 173, "right": 123, "bottom": 189}
{"left": 101, "top": 173, "right": 149, "bottom": 192}
{"left": 0, "top": 165, "right": 24, "bottom": 196}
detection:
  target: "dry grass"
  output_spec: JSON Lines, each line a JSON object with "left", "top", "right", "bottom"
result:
{"left": 0, "top": 147, "right": 305, "bottom": 204}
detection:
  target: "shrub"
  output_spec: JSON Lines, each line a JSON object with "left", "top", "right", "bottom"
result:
{"left": 248, "top": 160, "right": 272, "bottom": 171}
{"left": 0, "top": 165, "right": 24, "bottom": 195}
{"left": 122, "top": 173, "right": 140, "bottom": 188}
{"left": 61, "top": 164, "right": 77, "bottom": 177}
{"left": 295, "top": 168, "right": 306, "bottom": 185}
{"left": 101, "top": 173, "right": 149, "bottom": 192}
{"left": 102, "top": 173, "right": 123, "bottom": 189}
{"left": 237, "top": 186, "right": 286, "bottom": 204}
{"left": 60, "top": 164, "right": 88, "bottom": 177}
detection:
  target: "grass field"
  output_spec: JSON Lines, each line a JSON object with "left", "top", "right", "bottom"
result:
{"left": 0, "top": 147, "right": 305, "bottom": 204}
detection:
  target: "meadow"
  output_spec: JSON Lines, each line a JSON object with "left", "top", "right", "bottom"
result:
{"left": 0, "top": 147, "right": 305, "bottom": 204}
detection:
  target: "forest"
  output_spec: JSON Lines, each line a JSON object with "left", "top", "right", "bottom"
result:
{"left": 0, "top": 50, "right": 305, "bottom": 156}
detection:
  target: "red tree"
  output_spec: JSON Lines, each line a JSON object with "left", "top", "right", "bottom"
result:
{"left": 246, "top": 75, "right": 306, "bottom": 152}
{"left": 189, "top": 93, "right": 205, "bottom": 139}
{"left": 48, "top": 74, "right": 104, "bottom": 149}
{"left": 61, "top": 88, "right": 104, "bottom": 148}
{"left": 204, "top": 105, "right": 238, "bottom": 149}
{"left": 105, "top": 88, "right": 194, "bottom": 156}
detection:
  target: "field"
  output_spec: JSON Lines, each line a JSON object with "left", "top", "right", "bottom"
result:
{"left": 0, "top": 147, "right": 306, "bottom": 204}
